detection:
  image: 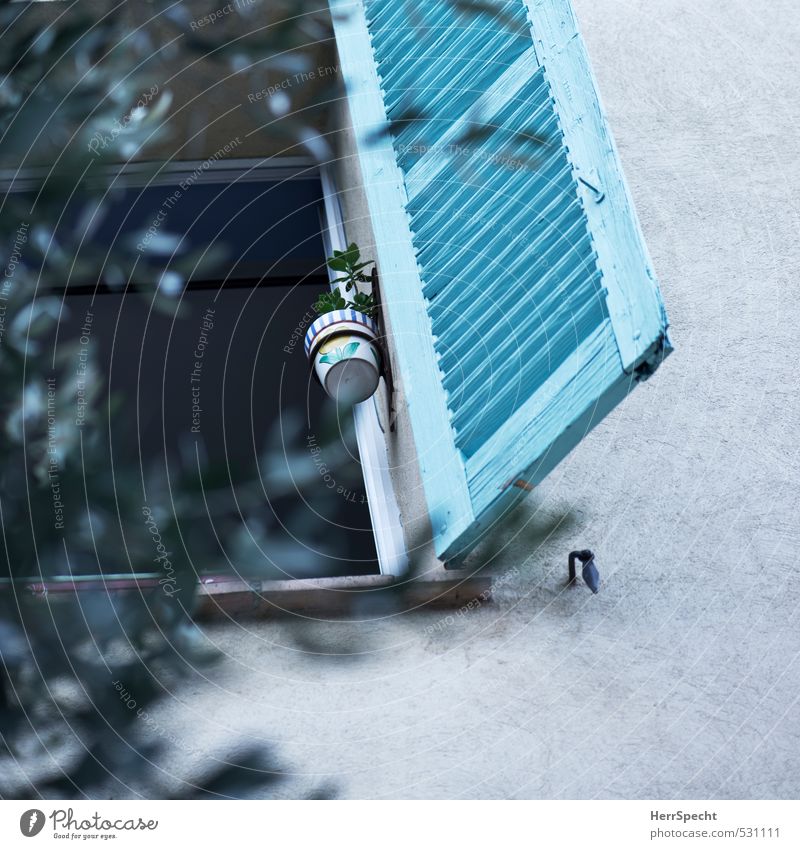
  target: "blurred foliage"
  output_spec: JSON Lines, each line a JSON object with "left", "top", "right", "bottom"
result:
{"left": 0, "top": 0, "right": 340, "bottom": 800}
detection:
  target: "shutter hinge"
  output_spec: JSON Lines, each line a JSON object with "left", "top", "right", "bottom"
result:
{"left": 500, "top": 478, "right": 534, "bottom": 493}
{"left": 631, "top": 330, "right": 673, "bottom": 381}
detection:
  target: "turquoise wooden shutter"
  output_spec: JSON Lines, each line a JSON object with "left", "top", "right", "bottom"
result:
{"left": 331, "top": 0, "right": 672, "bottom": 562}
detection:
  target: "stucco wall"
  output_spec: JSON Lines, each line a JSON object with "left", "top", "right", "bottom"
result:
{"left": 155, "top": 0, "right": 799, "bottom": 799}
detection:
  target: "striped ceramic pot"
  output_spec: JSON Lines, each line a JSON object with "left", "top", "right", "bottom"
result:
{"left": 304, "top": 308, "right": 381, "bottom": 405}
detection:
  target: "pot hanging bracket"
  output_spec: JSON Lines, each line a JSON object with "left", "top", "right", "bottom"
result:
{"left": 370, "top": 266, "right": 397, "bottom": 432}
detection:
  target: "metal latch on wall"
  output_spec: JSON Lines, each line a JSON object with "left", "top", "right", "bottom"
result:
{"left": 568, "top": 549, "right": 600, "bottom": 594}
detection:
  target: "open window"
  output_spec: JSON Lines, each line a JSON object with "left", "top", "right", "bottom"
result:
{"left": 24, "top": 158, "right": 408, "bottom": 595}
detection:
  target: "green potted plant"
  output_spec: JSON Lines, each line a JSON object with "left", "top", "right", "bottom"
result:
{"left": 305, "top": 243, "right": 382, "bottom": 406}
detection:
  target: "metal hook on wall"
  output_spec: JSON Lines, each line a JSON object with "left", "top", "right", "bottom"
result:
{"left": 568, "top": 549, "right": 600, "bottom": 594}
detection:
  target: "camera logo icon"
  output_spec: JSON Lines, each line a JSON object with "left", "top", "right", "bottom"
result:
{"left": 19, "top": 810, "right": 46, "bottom": 837}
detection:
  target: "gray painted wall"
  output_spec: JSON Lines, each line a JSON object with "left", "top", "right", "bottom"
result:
{"left": 151, "top": 0, "right": 799, "bottom": 799}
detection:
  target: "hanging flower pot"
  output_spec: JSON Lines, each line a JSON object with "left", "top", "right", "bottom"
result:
{"left": 305, "top": 308, "right": 382, "bottom": 406}
{"left": 306, "top": 242, "right": 383, "bottom": 406}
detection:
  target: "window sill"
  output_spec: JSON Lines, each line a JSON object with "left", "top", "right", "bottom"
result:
{"left": 196, "top": 573, "right": 493, "bottom": 619}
